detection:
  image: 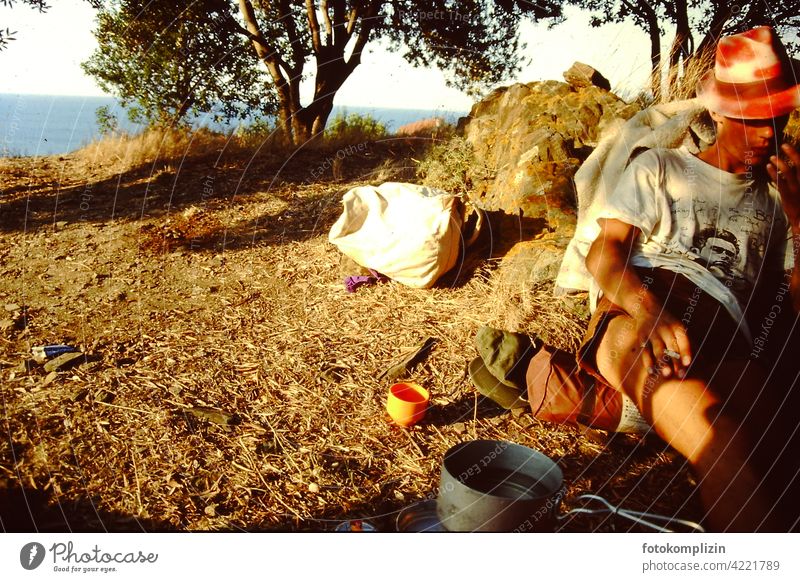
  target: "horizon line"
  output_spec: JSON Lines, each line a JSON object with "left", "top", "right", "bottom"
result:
{"left": 0, "top": 93, "right": 471, "bottom": 113}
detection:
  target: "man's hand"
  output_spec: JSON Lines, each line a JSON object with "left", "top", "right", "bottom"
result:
{"left": 768, "top": 143, "right": 800, "bottom": 224}
{"left": 631, "top": 306, "right": 692, "bottom": 378}
{"left": 768, "top": 143, "right": 800, "bottom": 313}
{"left": 586, "top": 218, "right": 693, "bottom": 378}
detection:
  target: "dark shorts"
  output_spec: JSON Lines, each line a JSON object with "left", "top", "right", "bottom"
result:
{"left": 576, "top": 267, "right": 752, "bottom": 384}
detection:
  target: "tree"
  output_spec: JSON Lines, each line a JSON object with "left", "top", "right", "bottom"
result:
{"left": 238, "top": 0, "right": 563, "bottom": 143}
{"left": 85, "top": 1, "right": 563, "bottom": 143}
{"left": 82, "top": 1, "right": 275, "bottom": 126}
{"left": 557, "top": 1, "right": 800, "bottom": 100}
{"left": 0, "top": 0, "right": 49, "bottom": 50}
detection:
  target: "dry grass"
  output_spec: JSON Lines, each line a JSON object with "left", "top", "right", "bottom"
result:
{"left": 73, "top": 126, "right": 289, "bottom": 177}
{"left": 74, "top": 127, "right": 225, "bottom": 172}
{"left": 0, "top": 135, "right": 701, "bottom": 533}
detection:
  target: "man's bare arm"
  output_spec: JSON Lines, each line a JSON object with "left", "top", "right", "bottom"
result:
{"left": 586, "top": 218, "right": 692, "bottom": 377}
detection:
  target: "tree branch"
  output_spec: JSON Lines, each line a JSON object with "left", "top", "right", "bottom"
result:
{"left": 276, "top": 0, "right": 307, "bottom": 72}
{"left": 320, "top": 0, "right": 334, "bottom": 45}
{"left": 345, "top": 0, "right": 380, "bottom": 72}
{"left": 305, "top": 0, "right": 323, "bottom": 53}
{"left": 237, "top": 0, "right": 291, "bottom": 81}
{"left": 695, "top": 3, "right": 732, "bottom": 61}
{"left": 331, "top": 0, "right": 347, "bottom": 48}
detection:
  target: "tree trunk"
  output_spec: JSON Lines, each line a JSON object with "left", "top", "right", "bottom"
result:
{"left": 693, "top": 4, "right": 732, "bottom": 68}
{"left": 237, "top": 0, "right": 377, "bottom": 145}
{"left": 646, "top": 15, "right": 662, "bottom": 99}
{"left": 291, "top": 77, "right": 345, "bottom": 144}
{"left": 237, "top": 0, "right": 300, "bottom": 144}
{"left": 667, "top": 0, "right": 692, "bottom": 100}
{"left": 683, "top": 5, "right": 732, "bottom": 97}
{"left": 290, "top": 42, "right": 356, "bottom": 145}
{"left": 626, "top": 0, "right": 662, "bottom": 99}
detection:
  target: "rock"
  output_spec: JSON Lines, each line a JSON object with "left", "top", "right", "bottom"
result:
{"left": 460, "top": 78, "right": 639, "bottom": 229}
{"left": 563, "top": 62, "right": 611, "bottom": 91}
{"left": 495, "top": 235, "right": 572, "bottom": 289}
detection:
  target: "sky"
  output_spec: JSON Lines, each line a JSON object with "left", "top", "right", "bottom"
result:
{"left": 0, "top": 1, "right": 653, "bottom": 111}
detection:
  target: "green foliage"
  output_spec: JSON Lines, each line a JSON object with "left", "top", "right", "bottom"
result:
{"left": 234, "top": 116, "right": 277, "bottom": 139}
{"left": 84, "top": 1, "right": 565, "bottom": 142}
{"left": 0, "top": 0, "right": 49, "bottom": 49}
{"left": 82, "top": 1, "right": 275, "bottom": 127}
{"left": 560, "top": 1, "right": 800, "bottom": 99}
{"left": 416, "top": 136, "right": 479, "bottom": 195}
{"left": 95, "top": 105, "right": 120, "bottom": 136}
{"left": 381, "top": 0, "right": 563, "bottom": 97}
{"left": 324, "top": 111, "right": 388, "bottom": 144}
{"left": 232, "top": 116, "right": 288, "bottom": 149}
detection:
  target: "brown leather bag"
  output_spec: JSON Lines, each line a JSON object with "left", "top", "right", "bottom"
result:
{"left": 526, "top": 346, "right": 649, "bottom": 433}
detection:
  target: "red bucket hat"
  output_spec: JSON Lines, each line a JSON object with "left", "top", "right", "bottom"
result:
{"left": 696, "top": 26, "right": 800, "bottom": 119}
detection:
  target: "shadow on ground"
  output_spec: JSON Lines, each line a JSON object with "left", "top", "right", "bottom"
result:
{"left": 0, "top": 485, "right": 175, "bottom": 532}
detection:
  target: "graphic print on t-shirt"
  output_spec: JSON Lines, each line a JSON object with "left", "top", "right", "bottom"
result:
{"left": 690, "top": 227, "right": 740, "bottom": 279}
{"left": 685, "top": 199, "right": 782, "bottom": 298}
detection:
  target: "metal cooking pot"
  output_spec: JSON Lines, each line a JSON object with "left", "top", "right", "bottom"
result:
{"left": 436, "top": 439, "right": 564, "bottom": 532}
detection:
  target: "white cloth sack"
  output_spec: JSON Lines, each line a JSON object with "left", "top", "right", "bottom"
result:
{"left": 328, "top": 182, "right": 463, "bottom": 288}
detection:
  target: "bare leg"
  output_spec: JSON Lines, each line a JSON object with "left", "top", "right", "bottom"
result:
{"left": 595, "top": 314, "right": 782, "bottom": 531}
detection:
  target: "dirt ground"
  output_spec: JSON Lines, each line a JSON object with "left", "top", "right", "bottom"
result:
{"left": 0, "top": 140, "right": 700, "bottom": 532}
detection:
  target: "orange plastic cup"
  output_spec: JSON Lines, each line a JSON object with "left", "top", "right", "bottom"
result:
{"left": 386, "top": 382, "right": 430, "bottom": 427}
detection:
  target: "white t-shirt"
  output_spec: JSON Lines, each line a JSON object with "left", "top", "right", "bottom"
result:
{"left": 596, "top": 146, "right": 792, "bottom": 342}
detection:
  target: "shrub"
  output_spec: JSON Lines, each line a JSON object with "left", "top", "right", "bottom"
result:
{"left": 95, "top": 105, "right": 120, "bottom": 136}
{"left": 233, "top": 117, "right": 287, "bottom": 150}
{"left": 416, "top": 136, "right": 478, "bottom": 195}
{"left": 324, "top": 111, "right": 388, "bottom": 145}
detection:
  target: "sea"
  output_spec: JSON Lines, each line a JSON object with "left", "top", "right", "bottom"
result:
{"left": 0, "top": 94, "right": 468, "bottom": 157}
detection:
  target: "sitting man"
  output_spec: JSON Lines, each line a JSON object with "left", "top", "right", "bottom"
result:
{"left": 475, "top": 26, "right": 800, "bottom": 532}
